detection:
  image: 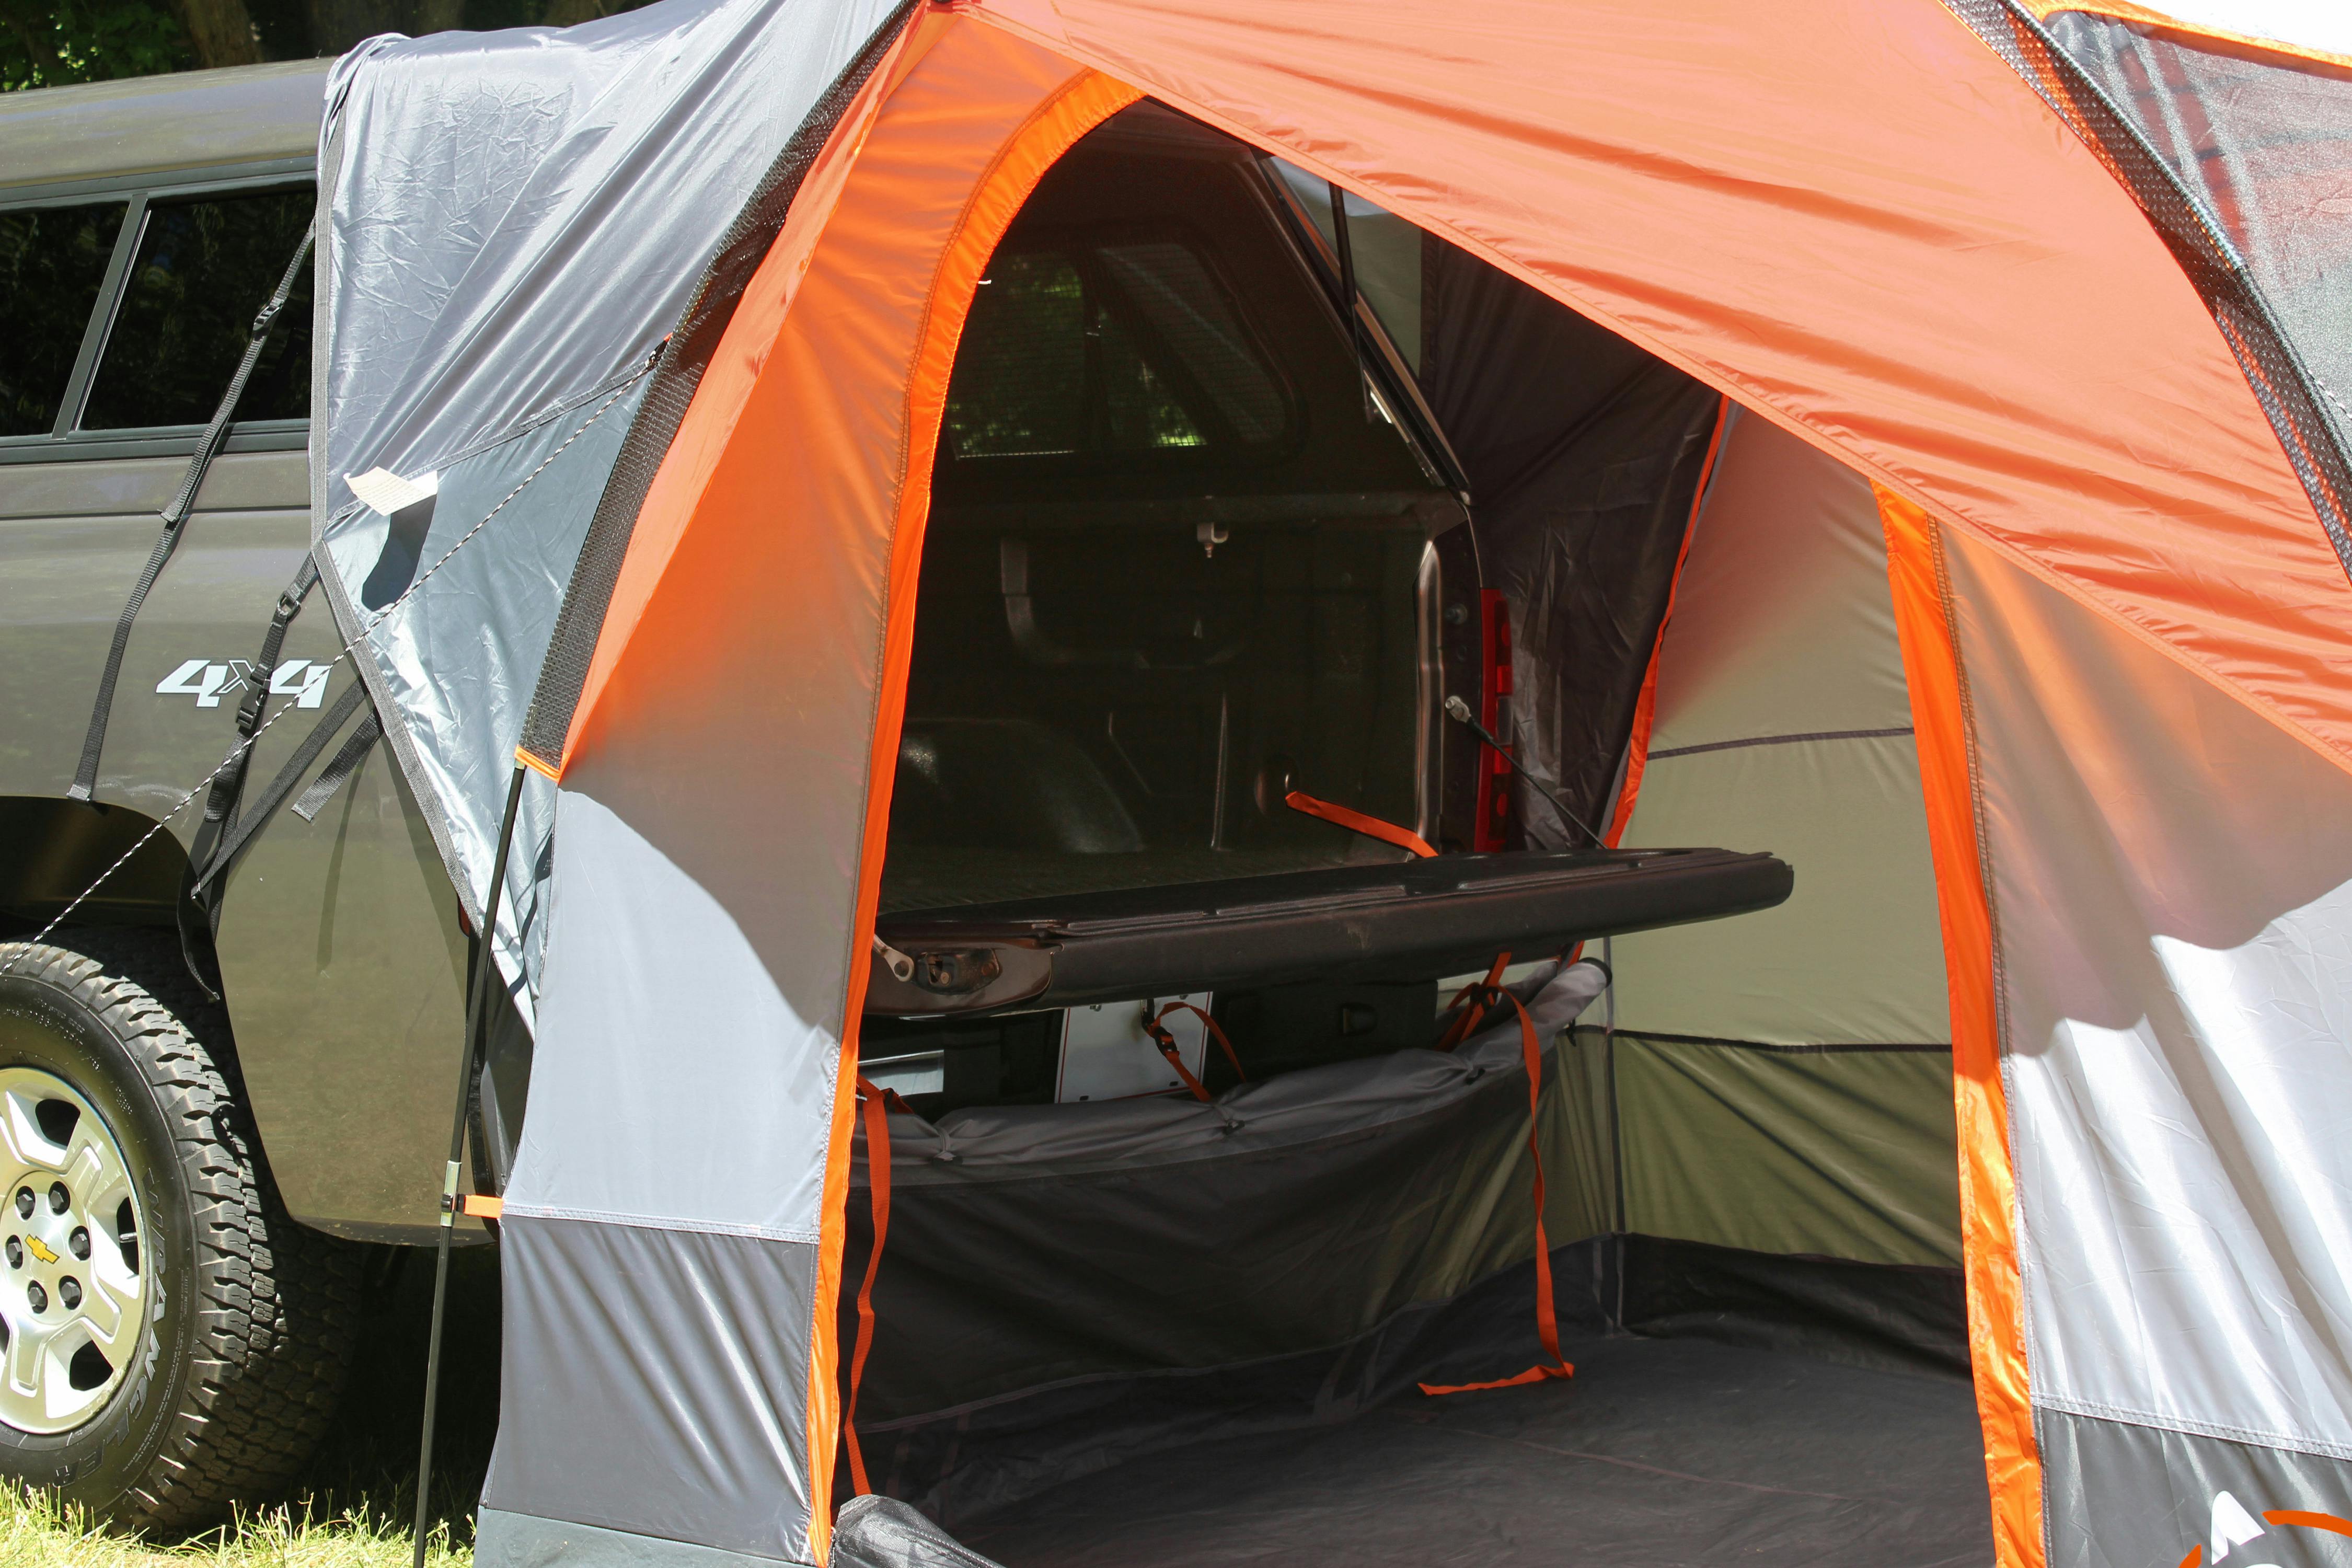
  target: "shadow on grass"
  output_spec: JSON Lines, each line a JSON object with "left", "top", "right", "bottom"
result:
{"left": 252, "top": 1241, "right": 505, "bottom": 1556}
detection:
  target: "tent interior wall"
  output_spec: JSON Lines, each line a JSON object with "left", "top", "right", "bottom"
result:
{"left": 297, "top": 5, "right": 2352, "bottom": 1568}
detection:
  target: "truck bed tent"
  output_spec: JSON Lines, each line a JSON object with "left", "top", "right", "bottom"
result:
{"left": 299, "top": 3, "right": 2352, "bottom": 1567}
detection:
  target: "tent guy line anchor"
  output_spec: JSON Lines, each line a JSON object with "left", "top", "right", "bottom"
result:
{"left": 0, "top": 364, "right": 650, "bottom": 983}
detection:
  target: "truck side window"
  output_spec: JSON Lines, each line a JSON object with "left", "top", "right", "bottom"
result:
{"left": 0, "top": 202, "right": 128, "bottom": 438}
{"left": 80, "top": 186, "right": 312, "bottom": 431}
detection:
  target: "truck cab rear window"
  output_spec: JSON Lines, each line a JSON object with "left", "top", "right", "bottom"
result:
{"left": 944, "top": 236, "right": 1287, "bottom": 460}
{"left": 0, "top": 202, "right": 126, "bottom": 439}
{"left": 81, "top": 187, "right": 311, "bottom": 431}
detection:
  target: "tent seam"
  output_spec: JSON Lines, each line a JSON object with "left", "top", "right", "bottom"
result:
{"left": 1645, "top": 726, "right": 1916, "bottom": 761}
{"left": 495, "top": 1205, "right": 821, "bottom": 1246}
{"left": 1586, "top": 1028, "right": 1951, "bottom": 1056}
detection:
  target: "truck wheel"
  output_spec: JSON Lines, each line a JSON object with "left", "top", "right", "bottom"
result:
{"left": 0, "top": 930, "right": 360, "bottom": 1534}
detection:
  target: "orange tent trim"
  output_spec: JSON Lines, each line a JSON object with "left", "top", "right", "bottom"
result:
{"left": 1878, "top": 485, "right": 2044, "bottom": 1568}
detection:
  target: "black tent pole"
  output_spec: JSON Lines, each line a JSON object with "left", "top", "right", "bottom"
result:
{"left": 412, "top": 763, "right": 527, "bottom": 1568}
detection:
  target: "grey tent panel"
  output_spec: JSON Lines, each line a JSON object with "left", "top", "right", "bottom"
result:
{"left": 484, "top": 1216, "right": 822, "bottom": 1563}
{"left": 315, "top": 0, "right": 905, "bottom": 509}
{"left": 504, "top": 787, "right": 846, "bottom": 1235}
{"left": 316, "top": 378, "right": 647, "bottom": 992}
{"left": 476, "top": 1510, "right": 795, "bottom": 1568}
{"left": 2039, "top": 1406, "right": 2352, "bottom": 1568}
{"left": 310, "top": 0, "right": 904, "bottom": 993}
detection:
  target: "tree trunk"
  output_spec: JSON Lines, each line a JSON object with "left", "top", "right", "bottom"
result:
{"left": 169, "top": 0, "right": 262, "bottom": 67}
{"left": 2, "top": 2, "right": 65, "bottom": 82}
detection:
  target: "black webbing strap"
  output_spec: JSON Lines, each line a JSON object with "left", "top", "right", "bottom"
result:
{"left": 191, "top": 676, "right": 370, "bottom": 902}
{"left": 188, "top": 555, "right": 322, "bottom": 892}
{"left": 291, "top": 712, "right": 381, "bottom": 822}
{"left": 69, "top": 225, "right": 315, "bottom": 803}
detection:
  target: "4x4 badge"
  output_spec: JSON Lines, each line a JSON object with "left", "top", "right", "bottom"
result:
{"left": 155, "top": 659, "right": 330, "bottom": 710}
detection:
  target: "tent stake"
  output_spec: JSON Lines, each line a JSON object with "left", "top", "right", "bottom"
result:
{"left": 412, "top": 764, "right": 528, "bottom": 1568}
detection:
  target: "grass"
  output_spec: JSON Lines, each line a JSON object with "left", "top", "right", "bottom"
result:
{"left": 0, "top": 1247, "right": 505, "bottom": 1568}
{"left": 0, "top": 1488, "right": 470, "bottom": 1568}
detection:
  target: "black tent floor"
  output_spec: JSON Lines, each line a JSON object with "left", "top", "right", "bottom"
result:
{"left": 956, "top": 1329, "right": 1993, "bottom": 1567}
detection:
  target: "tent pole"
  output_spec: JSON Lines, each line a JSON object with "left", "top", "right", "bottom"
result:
{"left": 412, "top": 764, "right": 528, "bottom": 1568}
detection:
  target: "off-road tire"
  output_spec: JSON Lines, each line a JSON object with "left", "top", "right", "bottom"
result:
{"left": 0, "top": 928, "right": 361, "bottom": 1535}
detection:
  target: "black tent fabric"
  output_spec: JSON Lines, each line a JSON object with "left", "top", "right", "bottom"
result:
{"left": 957, "top": 1327, "right": 1992, "bottom": 1567}
{"left": 1417, "top": 240, "right": 1724, "bottom": 846}
{"left": 837, "top": 1239, "right": 1990, "bottom": 1566}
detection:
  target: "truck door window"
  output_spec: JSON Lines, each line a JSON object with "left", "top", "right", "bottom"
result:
{"left": 0, "top": 202, "right": 128, "bottom": 437}
{"left": 80, "top": 187, "right": 312, "bottom": 431}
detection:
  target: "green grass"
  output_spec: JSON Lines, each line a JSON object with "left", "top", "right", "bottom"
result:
{"left": 0, "top": 1486, "right": 469, "bottom": 1568}
{"left": 0, "top": 1247, "right": 504, "bottom": 1568}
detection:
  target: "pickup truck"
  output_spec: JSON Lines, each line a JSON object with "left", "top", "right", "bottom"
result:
{"left": 0, "top": 61, "right": 477, "bottom": 1531}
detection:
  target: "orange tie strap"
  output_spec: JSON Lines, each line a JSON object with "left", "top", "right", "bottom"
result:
{"left": 1420, "top": 986, "right": 1575, "bottom": 1396}
{"left": 1437, "top": 952, "right": 1512, "bottom": 1052}
{"left": 844, "top": 1074, "right": 893, "bottom": 1495}
{"left": 1142, "top": 1000, "right": 1247, "bottom": 1101}
{"left": 1284, "top": 790, "right": 1438, "bottom": 858}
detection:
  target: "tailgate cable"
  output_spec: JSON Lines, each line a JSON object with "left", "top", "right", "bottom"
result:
{"left": 1443, "top": 696, "right": 1608, "bottom": 849}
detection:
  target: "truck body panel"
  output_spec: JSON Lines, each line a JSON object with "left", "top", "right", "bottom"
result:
{"left": 0, "top": 65, "right": 482, "bottom": 1241}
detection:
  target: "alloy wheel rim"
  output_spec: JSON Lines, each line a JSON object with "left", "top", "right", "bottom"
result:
{"left": 0, "top": 1068, "right": 147, "bottom": 1436}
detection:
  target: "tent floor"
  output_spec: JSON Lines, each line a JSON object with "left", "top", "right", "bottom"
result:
{"left": 958, "top": 1329, "right": 1992, "bottom": 1567}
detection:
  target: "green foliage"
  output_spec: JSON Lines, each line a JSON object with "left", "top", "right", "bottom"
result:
{"left": 0, "top": 0, "right": 191, "bottom": 92}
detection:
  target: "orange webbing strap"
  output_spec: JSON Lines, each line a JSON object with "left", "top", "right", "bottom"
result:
{"left": 1284, "top": 790, "right": 1438, "bottom": 858}
{"left": 1436, "top": 952, "right": 1512, "bottom": 1052}
{"left": 1419, "top": 988, "right": 1575, "bottom": 1396}
{"left": 1152, "top": 1001, "right": 1251, "bottom": 1100}
{"left": 844, "top": 1074, "right": 892, "bottom": 1495}
{"left": 1143, "top": 1021, "right": 1212, "bottom": 1102}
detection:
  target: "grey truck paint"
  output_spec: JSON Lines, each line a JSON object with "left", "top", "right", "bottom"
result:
{"left": 0, "top": 63, "right": 485, "bottom": 1243}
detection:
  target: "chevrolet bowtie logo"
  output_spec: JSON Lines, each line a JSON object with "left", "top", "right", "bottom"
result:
{"left": 24, "top": 1237, "right": 56, "bottom": 1264}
